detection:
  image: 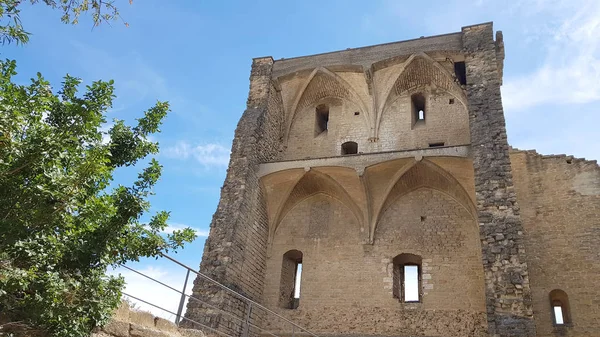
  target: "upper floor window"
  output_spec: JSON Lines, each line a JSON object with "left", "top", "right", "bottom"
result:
{"left": 341, "top": 141, "right": 358, "bottom": 155}
{"left": 393, "top": 253, "right": 422, "bottom": 303}
{"left": 411, "top": 93, "right": 426, "bottom": 126}
{"left": 315, "top": 104, "right": 329, "bottom": 136}
{"left": 549, "top": 289, "right": 572, "bottom": 326}
{"left": 454, "top": 61, "right": 467, "bottom": 85}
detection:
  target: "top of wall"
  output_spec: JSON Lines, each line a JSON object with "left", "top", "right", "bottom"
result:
{"left": 266, "top": 22, "right": 496, "bottom": 78}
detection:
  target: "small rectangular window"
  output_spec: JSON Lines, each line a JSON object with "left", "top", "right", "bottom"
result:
{"left": 554, "top": 306, "right": 564, "bottom": 325}
{"left": 404, "top": 265, "right": 419, "bottom": 302}
{"left": 429, "top": 142, "right": 445, "bottom": 148}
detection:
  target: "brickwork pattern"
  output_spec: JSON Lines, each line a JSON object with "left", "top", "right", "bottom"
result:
{"left": 281, "top": 55, "right": 471, "bottom": 161}
{"left": 511, "top": 151, "right": 600, "bottom": 337}
{"left": 262, "top": 190, "right": 487, "bottom": 337}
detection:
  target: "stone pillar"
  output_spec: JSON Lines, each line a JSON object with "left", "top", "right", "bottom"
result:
{"left": 183, "top": 57, "right": 281, "bottom": 336}
{"left": 462, "top": 23, "right": 536, "bottom": 337}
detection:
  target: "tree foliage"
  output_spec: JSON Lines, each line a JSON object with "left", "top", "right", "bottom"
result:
{"left": 0, "top": 59, "right": 196, "bottom": 336}
{"left": 1, "top": 0, "right": 132, "bottom": 45}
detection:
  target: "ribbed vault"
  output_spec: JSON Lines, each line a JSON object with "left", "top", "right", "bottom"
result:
{"left": 370, "top": 159, "right": 476, "bottom": 241}
{"left": 375, "top": 53, "right": 467, "bottom": 136}
{"left": 271, "top": 169, "right": 364, "bottom": 239}
{"left": 286, "top": 67, "right": 370, "bottom": 141}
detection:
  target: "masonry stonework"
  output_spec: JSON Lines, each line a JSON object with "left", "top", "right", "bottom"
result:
{"left": 184, "top": 22, "right": 600, "bottom": 337}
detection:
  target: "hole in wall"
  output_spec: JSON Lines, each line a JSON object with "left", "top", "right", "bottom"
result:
{"left": 429, "top": 142, "right": 445, "bottom": 148}
{"left": 454, "top": 61, "right": 467, "bottom": 85}
{"left": 354, "top": 111, "right": 360, "bottom": 116}
{"left": 420, "top": 216, "right": 426, "bottom": 222}
{"left": 566, "top": 158, "right": 573, "bottom": 164}
{"left": 449, "top": 98, "right": 455, "bottom": 104}
{"left": 341, "top": 141, "right": 358, "bottom": 155}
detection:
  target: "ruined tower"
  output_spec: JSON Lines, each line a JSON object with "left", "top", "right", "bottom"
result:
{"left": 184, "top": 22, "right": 600, "bottom": 337}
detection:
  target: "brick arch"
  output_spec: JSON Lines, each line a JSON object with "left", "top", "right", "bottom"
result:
{"left": 370, "top": 159, "right": 476, "bottom": 241}
{"left": 376, "top": 53, "right": 467, "bottom": 136}
{"left": 272, "top": 168, "right": 364, "bottom": 240}
{"left": 286, "top": 67, "right": 370, "bottom": 142}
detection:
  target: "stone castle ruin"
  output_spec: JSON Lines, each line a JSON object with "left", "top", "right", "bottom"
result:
{"left": 182, "top": 22, "right": 600, "bottom": 337}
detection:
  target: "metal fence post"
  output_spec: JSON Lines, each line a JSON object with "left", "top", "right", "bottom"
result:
{"left": 241, "top": 303, "right": 253, "bottom": 337}
{"left": 175, "top": 269, "right": 191, "bottom": 326}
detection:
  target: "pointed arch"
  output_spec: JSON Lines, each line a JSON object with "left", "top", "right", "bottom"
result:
{"left": 286, "top": 67, "right": 370, "bottom": 141}
{"left": 376, "top": 53, "right": 467, "bottom": 136}
{"left": 370, "top": 159, "right": 476, "bottom": 241}
{"left": 271, "top": 169, "right": 364, "bottom": 240}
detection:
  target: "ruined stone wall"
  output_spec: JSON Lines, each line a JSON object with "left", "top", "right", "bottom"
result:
{"left": 93, "top": 303, "right": 207, "bottom": 337}
{"left": 262, "top": 190, "right": 487, "bottom": 337}
{"left": 185, "top": 21, "right": 600, "bottom": 337}
{"left": 184, "top": 57, "right": 285, "bottom": 335}
{"left": 510, "top": 151, "right": 600, "bottom": 337}
{"left": 462, "top": 24, "right": 536, "bottom": 337}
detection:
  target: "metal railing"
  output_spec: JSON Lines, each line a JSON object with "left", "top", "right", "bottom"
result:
{"left": 119, "top": 253, "right": 319, "bottom": 337}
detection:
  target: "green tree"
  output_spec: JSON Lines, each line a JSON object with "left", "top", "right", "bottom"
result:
{"left": 1, "top": 0, "right": 132, "bottom": 45}
{"left": 0, "top": 59, "right": 196, "bottom": 336}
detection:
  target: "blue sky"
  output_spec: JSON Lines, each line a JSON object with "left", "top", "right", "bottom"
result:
{"left": 3, "top": 0, "right": 599, "bottom": 320}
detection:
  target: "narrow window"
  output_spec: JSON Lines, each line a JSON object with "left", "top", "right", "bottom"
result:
{"left": 411, "top": 93, "right": 426, "bottom": 126}
{"left": 429, "top": 142, "right": 445, "bottom": 148}
{"left": 454, "top": 61, "right": 467, "bottom": 85}
{"left": 449, "top": 98, "right": 455, "bottom": 104}
{"left": 315, "top": 104, "right": 329, "bottom": 136}
{"left": 553, "top": 305, "right": 564, "bottom": 325}
{"left": 279, "top": 250, "right": 303, "bottom": 309}
{"left": 392, "top": 253, "right": 422, "bottom": 303}
{"left": 404, "top": 265, "right": 419, "bottom": 302}
{"left": 549, "top": 289, "right": 572, "bottom": 326}
{"left": 293, "top": 262, "right": 302, "bottom": 308}
{"left": 341, "top": 141, "right": 358, "bottom": 155}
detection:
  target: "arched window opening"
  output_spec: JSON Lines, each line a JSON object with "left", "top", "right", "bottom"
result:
{"left": 315, "top": 104, "right": 329, "bottom": 136}
{"left": 411, "top": 93, "right": 426, "bottom": 127}
{"left": 279, "top": 250, "right": 303, "bottom": 309}
{"left": 549, "top": 289, "right": 572, "bottom": 326}
{"left": 341, "top": 141, "right": 358, "bottom": 155}
{"left": 393, "top": 253, "right": 422, "bottom": 303}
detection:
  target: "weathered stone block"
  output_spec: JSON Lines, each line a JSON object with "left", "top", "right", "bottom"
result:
{"left": 102, "top": 319, "right": 130, "bottom": 337}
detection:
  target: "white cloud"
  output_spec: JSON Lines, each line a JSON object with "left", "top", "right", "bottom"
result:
{"left": 162, "top": 223, "right": 209, "bottom": 237}
{"left": 502, "top": 0, "right": 600, "bottom": 111}
{"left": 109, "top": 264, "right": 195, "bottom": 321}
{"left": 162, "top": 141, "right": 230, "bottom": 168}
